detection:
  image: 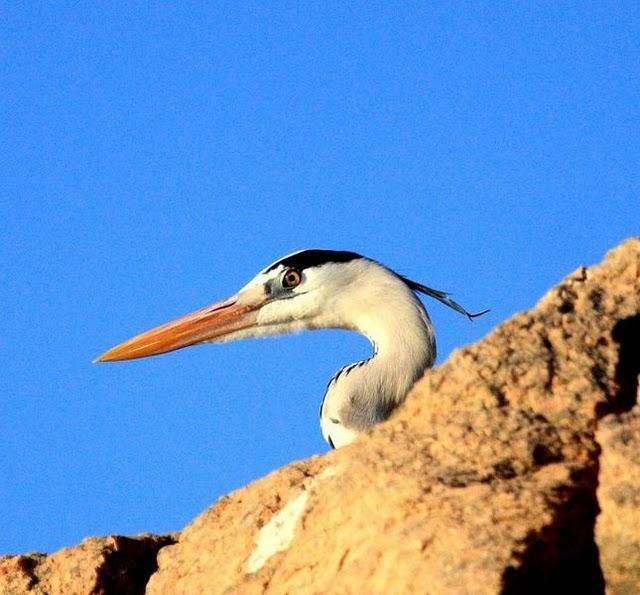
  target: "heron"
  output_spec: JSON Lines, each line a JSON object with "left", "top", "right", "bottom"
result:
{"left": 96, "top": 249, "right": 487, "bottom": 448}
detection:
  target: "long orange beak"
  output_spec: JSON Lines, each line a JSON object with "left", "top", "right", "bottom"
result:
{"left": 95, "top": 287, "right": 266, "bottom": 362}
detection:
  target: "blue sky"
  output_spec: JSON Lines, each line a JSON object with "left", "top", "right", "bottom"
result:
{"left": 1, "top": 3, "right": 637, "bottom": 554}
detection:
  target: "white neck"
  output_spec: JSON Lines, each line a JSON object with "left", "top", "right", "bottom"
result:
{"left": 319, "top": 265, "right": 436, "bottom": 448}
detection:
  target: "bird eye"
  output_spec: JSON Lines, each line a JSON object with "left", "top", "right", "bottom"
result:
{"left": 282, "top": 269, "right": 302, "bottom": 289}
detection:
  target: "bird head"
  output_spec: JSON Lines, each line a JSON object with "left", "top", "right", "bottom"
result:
{"left": 95, "top": 250, "right": 364, "bottom": 362}
{"left": 95, "top": 249, "right": 486, "bottom": 363}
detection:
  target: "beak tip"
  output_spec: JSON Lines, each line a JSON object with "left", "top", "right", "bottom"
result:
{"left": 93, "top": 350, "right": 117, "bottom": 363}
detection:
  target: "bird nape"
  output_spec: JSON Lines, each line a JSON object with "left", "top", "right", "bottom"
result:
{"left": 96, "top": 249, "right": 488, "bottom": 449}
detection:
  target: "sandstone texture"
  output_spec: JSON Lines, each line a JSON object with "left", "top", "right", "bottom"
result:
{"left": 596, "top": 408, "right": 640, "bottom": 595}
{"left": 2, "top": 239, "right": 639, "bottom": 595}
{"left": 0, "top": 535, "right": 175, "bottom": 595}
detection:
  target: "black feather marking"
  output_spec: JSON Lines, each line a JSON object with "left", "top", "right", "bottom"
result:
{"left": 264, "top": 249, "right": 363, "bottom": 273}
{"left": 399, "top": 275, "right": 489, "bottom": 320}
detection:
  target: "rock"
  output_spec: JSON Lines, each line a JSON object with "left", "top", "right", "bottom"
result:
{"left": 0, "top": 534, "right": 175, "bottom": 595}
{"left": 596, "top": 408, "right": 640, "bottom": 595}
{"left": 2, "top": 238, "right": 639, "bottom": 594}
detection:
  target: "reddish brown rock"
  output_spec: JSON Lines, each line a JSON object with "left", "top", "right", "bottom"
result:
{"left": 0, "top": 534, "right": 175, "bottom": 595}
{"left": 2, "top": 239, "right": 639, "bottom": 594}
{"left": 596, "top": 407, "right": 640, "bottom": 595}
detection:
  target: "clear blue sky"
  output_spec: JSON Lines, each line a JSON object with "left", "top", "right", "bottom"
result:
{"left": 1, "top": 3, "right": 637, "bottom": 554}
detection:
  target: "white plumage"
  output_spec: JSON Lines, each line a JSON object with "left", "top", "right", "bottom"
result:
{"left": 96, "top": 249, "right": 486, "bottom": 449}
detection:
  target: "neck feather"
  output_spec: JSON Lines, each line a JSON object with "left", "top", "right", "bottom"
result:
{"left": 321, "top": 270, "right": 436, "bottom": 443}
{"left": 354, "top": 291, "right": 435, "bottom": 408}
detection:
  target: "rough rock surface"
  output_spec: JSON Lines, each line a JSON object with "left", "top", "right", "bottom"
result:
{"left": 0, "top": 534, "right": 175, "bottom": 595}
{"left": 2, "top": 239, "right": 639, "bottom": 595}
{"left": 596, "top": 408, "right": 640, "bottom": 595}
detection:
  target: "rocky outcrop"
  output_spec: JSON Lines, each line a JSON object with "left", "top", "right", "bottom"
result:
{"left": 0, "top": 535, "right": 175, "bottom": 595}
{"left": 596, "top": 409, "right": 640, "bottom": 594}
{"left": 2, "top": 239, "right": 638, "bottom": 595}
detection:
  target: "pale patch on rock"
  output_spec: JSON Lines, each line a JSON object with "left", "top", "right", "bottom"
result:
{"left": 246, "top": 466, "right": 339, "bottom": 574}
